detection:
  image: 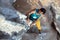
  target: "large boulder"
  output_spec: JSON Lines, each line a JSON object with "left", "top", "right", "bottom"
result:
{"left": 13, "top": 0, "right": 42, "bottom": 13}
{"left": 0, "top": 14, "right": 27, "bottom": 40}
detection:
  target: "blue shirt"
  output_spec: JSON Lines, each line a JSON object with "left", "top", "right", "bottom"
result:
{"left": 29, "top": 12, "right": 41, "bottom": 21}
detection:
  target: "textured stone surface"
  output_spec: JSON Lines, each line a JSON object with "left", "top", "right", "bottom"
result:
{"left": 0, "top": 0, "right": 60, "bottom": 40}
{"left": 13, "top": 0, "right": 42, "bottom": 13}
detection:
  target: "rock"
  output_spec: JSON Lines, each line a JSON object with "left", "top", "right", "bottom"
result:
{"left": 0, "top": 0, "right": 16, "bottom": 8}
{"left": 1, "top": 7, "right": 18, "bottom": 19}
{"left": 50, "top": 2, "right": 60, "bottom": 34}
{"left": 13, "top": 0, "right": 42, "bottom": 13}
{"left": 0, "top": 0, "right": 60, "bottom": 40}
{"left": 0, "top": 14, "right": 28, "bottom": 40}
{"left": 0, "top": 14, "right": 26, "bottom": 35}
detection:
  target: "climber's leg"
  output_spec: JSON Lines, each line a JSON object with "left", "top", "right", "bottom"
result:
{"left": 35, "top": 19, "right": 42, "bottom": 31}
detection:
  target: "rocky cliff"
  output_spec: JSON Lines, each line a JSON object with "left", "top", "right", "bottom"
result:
{"left": 0, "top": 0, "right": 60, "bottom": 40}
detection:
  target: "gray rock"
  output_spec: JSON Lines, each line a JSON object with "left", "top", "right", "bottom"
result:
{"left": 0, "top": 7, "right": 20, "bottom": 22}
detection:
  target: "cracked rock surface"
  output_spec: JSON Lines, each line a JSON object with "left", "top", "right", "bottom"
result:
{"left": 0, "top": 0, "right": 60, "bottom": 40}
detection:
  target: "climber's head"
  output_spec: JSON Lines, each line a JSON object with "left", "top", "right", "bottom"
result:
{"left": 36, "top": 8, "right": 46, "bottom": 14}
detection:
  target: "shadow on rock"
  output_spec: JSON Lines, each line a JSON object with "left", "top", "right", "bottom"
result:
{"left": 0, "top": 31, "right": 10, "bottom": 39}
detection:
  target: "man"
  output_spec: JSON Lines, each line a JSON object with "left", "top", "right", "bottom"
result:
{"left": 26, "top": 8, "right": 46, "bottom": 33}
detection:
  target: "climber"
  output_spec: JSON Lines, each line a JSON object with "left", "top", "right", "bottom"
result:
{"left": 26, "top": 8, "right": 46, "bottom": 33}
